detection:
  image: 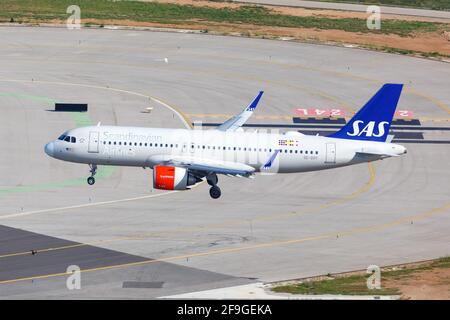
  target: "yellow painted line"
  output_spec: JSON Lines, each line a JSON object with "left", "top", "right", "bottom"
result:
{"left": 405, "top": 88, "right": 450, "bottom": 116}
{"left": 5, "top": 52, "right": 448, "bottom": 119}
{"left": 0, "top": 163, "right": 375, "bottom": 261}
{"left": 0, "top": 243, "right": 87, "bottom": 259}
{"left": 1, "top": 199, "right": 448, "bottom": 285}
{"left": 150, "top": 94, "right": 193, "bottom": 129}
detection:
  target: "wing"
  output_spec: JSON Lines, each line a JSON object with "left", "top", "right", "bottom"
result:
{"left": 216, "top": 91, "right": 264, "bottom": 132}
{"left": 149, "top": 154, "right": 256, "bottom": 177}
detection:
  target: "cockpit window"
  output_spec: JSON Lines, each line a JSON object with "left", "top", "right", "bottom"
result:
{"left": 64, "top": 136, "right": 71, "bottom": 142}
{"left": 58, "top": 135, "right": 66, "bottom": 140}
{"left": 71, "top": 137, "right": 76, "bottom": 143}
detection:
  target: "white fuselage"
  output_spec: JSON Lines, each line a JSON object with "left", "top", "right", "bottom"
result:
{"left": 45, "top": 125, "right": 407, "bottom": 173}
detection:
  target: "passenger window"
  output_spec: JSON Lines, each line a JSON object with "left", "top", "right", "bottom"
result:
{"left": 305, "top": 151, "right": 308, "bottom": 154}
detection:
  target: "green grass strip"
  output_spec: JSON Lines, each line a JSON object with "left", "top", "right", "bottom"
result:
{"left": 0, "top": 92, "right": 115, "bottom": 196}
{"left": 272, "top": 256, "right": 450, "bottom": 296}
{"left": 0, "top": 0, "right": 447, "bottom": 36}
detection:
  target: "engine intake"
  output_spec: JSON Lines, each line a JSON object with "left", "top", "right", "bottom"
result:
{"left": 153, "top": 165, "right": 200, "bottom": 190}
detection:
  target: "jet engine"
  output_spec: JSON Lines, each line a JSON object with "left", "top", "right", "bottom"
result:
{"left": 153, "top": 165, "right": 201, "bottom": 190}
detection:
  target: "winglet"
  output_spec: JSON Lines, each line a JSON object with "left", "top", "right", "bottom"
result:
{"left": 246, "top": 91, "right": 264, "bottom": 112}
{"left": 216, "top": 91, "right": 264, "bottom": 131}
{"left": 262, "top": 149, "right": 280, "bottom": 170}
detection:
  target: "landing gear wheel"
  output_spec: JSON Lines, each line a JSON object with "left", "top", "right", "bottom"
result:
{"left": 209, "top": 186, "right": 221, "bottom": 199}
{"left": 87, "top": 164, "right": 97, "bottom": 186}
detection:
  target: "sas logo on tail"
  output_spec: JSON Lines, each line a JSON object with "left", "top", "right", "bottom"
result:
{"left": 347, "top": 120, "right": 389, "bottom": 137}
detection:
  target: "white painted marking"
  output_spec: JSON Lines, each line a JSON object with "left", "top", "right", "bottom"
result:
{"left": 0, "top": 79, "right": 191, "bottom": 130}
{"left": 0, "top": 191, "right": 177, "bottom": 220}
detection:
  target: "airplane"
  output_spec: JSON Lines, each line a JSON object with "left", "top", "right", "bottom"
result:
{"left": 45, "top": 83, "right": 407, "bottom": 199}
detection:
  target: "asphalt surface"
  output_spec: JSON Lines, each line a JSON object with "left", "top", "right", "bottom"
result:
{"left": 234, "top": 0, "right": 450, "bottom": 19}
{"left": 0, "top": 26, "right": 449, "bottom": 298}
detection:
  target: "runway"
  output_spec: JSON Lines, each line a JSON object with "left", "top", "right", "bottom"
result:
{"left": 0, "top": 26, "right": 449, "bottom": 298}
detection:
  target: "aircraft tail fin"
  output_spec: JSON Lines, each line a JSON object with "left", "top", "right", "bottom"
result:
{"left": 329, "top": 84, "right": 403, "bottom": 142}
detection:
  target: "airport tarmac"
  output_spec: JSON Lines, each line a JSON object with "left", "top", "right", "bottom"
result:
{"left": 0, "top": 26, "right": 449, "bottom": 299}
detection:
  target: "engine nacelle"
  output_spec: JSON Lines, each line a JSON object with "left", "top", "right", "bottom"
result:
{"left": 153, "top": 165, "right": 200, "bottom": 190}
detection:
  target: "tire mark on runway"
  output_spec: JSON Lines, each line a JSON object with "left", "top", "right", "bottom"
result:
{"left": 1, "top": 199, "right": 448, "bottom": 285}
{"left": 4, "top": 37, "right": 448, "bottom": 117}
{"left": 0, "top": 163, "right": 375, "bottom": 258}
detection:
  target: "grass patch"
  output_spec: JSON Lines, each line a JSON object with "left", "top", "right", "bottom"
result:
{"left": 0, "top": 0, "right": 446, "bottom": 36}
{"left": 272, "top": 275, "right": 401, "bottom": 296}
{"left": 272, "top": 256, "right": 450, "bottom": 296}
{"left": 310, "top": 0, "right": 450, "bottom": 11}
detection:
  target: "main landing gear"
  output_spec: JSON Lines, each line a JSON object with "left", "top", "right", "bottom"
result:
{"left": 207, "top": 174, "right": 221, "bottom": 199}
{"left": 87, "top": 164, "right": 97, "bottom": 185}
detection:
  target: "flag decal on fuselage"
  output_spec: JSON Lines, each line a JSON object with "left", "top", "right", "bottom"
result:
{"left": 278, "top": 139, "right": 298, "bottom": 147}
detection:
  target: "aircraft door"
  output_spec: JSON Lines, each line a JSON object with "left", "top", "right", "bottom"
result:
{"left": 325, "top": 142, "right": 336, "bottom": 163}
{"left": 88, "top": 131, "right": 100, "bottom": 153}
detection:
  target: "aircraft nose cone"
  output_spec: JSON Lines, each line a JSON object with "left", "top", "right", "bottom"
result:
{"left": 45, "top": 142, "right": 55, "bottom": 157}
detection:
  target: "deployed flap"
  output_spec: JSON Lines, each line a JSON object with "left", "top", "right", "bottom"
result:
{"left": 216, "top": 91, "right": 264, "bottom": 132}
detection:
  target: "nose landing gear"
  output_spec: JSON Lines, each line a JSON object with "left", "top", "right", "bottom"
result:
{"left": 207, "top": 174, "right": 221, "bottom": 199}
{"left": 87, "top": 164, "right": 97, "bottom": 185}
